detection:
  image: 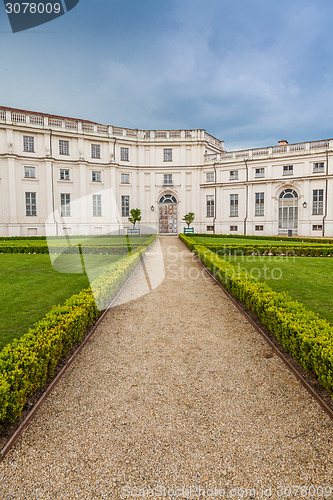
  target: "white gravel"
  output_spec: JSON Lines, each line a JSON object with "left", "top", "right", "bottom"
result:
{"left": 0, "top": 236, "right": 332, "bottom": 499}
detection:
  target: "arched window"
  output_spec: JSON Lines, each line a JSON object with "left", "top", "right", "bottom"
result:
{"left": 278, "top": 189, "right": 298, "bottom": 233}
{"left": 279, "top": 189, "right": 298, "bottom": 199}
{"left": 159, "top": 194, "right": 177, "bottom": 204}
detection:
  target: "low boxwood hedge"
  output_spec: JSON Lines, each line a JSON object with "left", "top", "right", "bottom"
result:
{"left": 0, "top": 243, "right": 50, "bottom": 254}
{"left": 0, "top": 235, "right": 156, "bottom": 427}
{"left": 179, "top": 235, "right": 333, "bottom": 257}
{"left": 204, "top": 244, "right": 333, "bottom": 257}
{"left": 0, "top": 242, "right": 144, "bottom": 255}
{"left": 180, "top": 234, "right": 333, "bottom": 394}
{"left": 193, "top": 233, "right": 333, "bottom": 244}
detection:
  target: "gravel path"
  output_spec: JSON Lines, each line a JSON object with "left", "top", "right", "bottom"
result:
{"left": 1, "top": 236, "right": 332, "bottom": 499}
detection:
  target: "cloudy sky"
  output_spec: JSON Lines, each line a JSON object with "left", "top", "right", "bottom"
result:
{"left": 1, "top": 0, "right": 333, "bottom": 150}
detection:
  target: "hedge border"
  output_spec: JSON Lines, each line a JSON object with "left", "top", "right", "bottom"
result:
{"left": 179, "top": 234, "right": 333, "bottom": 256}
{"left": 0, "top": 234, "right": 151, "bottom": 241}
{"left": 204, "top": 244, "right": 333, "bottom": 257}
{"left": 0, "top": 234, "right": 157, "bottom": 427}
{"left": 0, "top": 234, "right": 156, "bottom": 255}
{"left": 193, "top": 233, "right": 333, "bottom": 244}
{"left": 0, "top": 243, "right": 144, "bottom": 255}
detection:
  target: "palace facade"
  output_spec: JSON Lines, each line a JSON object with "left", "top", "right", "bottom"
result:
{"left": 0, "top": 106, "right": 332, "bottom": 237}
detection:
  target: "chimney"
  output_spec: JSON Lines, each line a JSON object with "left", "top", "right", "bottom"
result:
{"left": 278, "top": 139, "right": 288, "bottom": 145}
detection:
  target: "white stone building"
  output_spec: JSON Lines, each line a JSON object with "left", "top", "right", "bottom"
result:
{"left": 0, "top": 106, "right": 332, "bottom": 237}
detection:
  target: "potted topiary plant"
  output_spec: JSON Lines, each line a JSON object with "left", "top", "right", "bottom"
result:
{"left": 182, "top": 212, "right": 195, "bottom": 233}
{"left": 128, "top": 208, "right": 141, "bottom": 235}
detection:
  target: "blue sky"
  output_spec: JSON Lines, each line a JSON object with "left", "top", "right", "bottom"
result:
{"left": 0, "top": 0, "right": 333, "bottom": 150}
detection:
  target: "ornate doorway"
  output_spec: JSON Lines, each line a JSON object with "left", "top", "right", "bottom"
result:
{"left": 159, "top": 194, "right": 177, "bottom": 234}
{"left": 278, "top": 189, "right": 298, "bottom": 233}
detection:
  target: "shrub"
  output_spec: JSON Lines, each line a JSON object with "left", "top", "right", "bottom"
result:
{"left": 0, "top": 235, "right": 156, "bottom": 427}
{"left": 0, "top": 242, "right": 145, "bottom": 255}
{"left": 204, "top": 244, "right": 333, "bottom": 257}
{"left": 192, "top": 233, "right": 333, "bottom": 244}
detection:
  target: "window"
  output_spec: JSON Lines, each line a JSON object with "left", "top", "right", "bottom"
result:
{"left": 255, "top": 225, "right": 264, "bottom": 231}
{"left": 93, "top": 194, "right": 102, "bottom": 217}
{"left": 25, "top": 192, "right": 36, "bottom": 216}
{"left": 278, "top": 189, "right": 298, "bottom": 233}
{"left": 91, "top": 144, "right": 101, "bottom": 159}
{"left": 92, "top": 171, "right": 101, "bottom": 182}
{"left": 60, "top": 169, "right": 70, "bottom": 181}
{"left": 255, "top": 192, "right": 264, "bottom": 216}
{"left": 283, "top": 165, "right": 293, "bottom": 175}
{"left": 312, "top": 225, "right": 323, "bottom": 231}
{"left": 163, "top": 148, "right": 172, "bottom": 162}
{"left": 159, "top": 194, "right": 177, "bottom": 203}
{"left": 23, "top": 136, "right": 34, "bottom": 152}
{"left": 313, "top": 189, "right": 324, "bottom": 215}
{"left": 313, "top": 162, "right": 324, "bottom": 173}
{"left": 61, "top": 193, "right": 71, "bottom": 217}
{"left": 230, "top": 170, "right": 238, "bottom": 180}
{"left": 230, "top": 226, "right": 238, "bottom": 231}
{"left": 207, "top": 225, "right": 214, "bottom": 231}
{"left": 255, "top": 168, "right": 265, "bottom": 178}
{"left": 121, "top": 173, "right": 130, "bottom": 184}
{"left": 163, "top": 174, "right": 173, "bottom": 185}
{"left": 59, "top": 140, "right": 69, "bottom": 155}
{"left": 24, "top": 166, "right": 35, "bottom": 178}
{"left": 120, "top": 147, "right": 129, "bottom": 161}
{"left": 121, "top": 195, "right": 130, "bottom": 217}
{"left": 206, "top": 172, "right": 215, "bottom": 182}
{"left": 206, "top": 195, "right": 214, "bottom": 217}
{"left": 230, "top": 194, "right": 238, "bottom": 217}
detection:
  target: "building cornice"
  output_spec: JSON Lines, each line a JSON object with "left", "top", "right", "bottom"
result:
{"left": 200, "top": 173, "right": 333, "bottom": 188}
{"left": 0, "top": 106, "right": 224, "bottom": 151}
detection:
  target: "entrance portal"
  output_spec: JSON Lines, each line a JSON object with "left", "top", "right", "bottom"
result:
{"left": 159, "top": 194, "right": 177, "bottom": 234}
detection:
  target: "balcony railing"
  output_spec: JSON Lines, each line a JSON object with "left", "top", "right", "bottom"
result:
{"left": 204, "top": 132, "right": 224, "bottom": 149}
{"left": 12, "top": 112, "right": 26, "bottom": 123}
{"left": 204, "top": 139, "right": 332, "bottom": 163}
{"left": 65, "top": 120, "right": 78, "bottom": 130}
{"left": 0, "top": 108, "right": 224, "bottom": 145}
{"left": 125, "top": 129, "right": 138, "bottom": 137}
{"left": 29, "top": 114, "right": 44, "bottom": 125}
{"left": 310, "top": 141, "right": 329, "bottom": 149}
{"left": 49, "top": 117, "right": 62, "bottom": 127}
{"left": 82, "top": 122, "right": 94, "bottom": 132}
{"left": 253, "top": 149, "right": 269, "bottom": 157}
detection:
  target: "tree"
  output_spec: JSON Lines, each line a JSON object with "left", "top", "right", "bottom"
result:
{"left": 182, "top": 212, "right": 195, "bottom": 228}
{"left": 128, "top": 208, "right": 141, "bottom": 228}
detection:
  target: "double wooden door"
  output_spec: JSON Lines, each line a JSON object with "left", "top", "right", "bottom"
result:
{"left": 159, "top": 203, "right": 177, "bottom": 234}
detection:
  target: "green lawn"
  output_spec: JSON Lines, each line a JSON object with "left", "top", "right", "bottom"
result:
{"left": 0, "top": 253, "right": 123, "bottom": 351}
{"left": 0, "top": 234, "right": 153, "bottom": 351}
{"left": 192, "top": 236, "right": 329, "bottom": 246}
{"left": 223, "top": 255, "right": 333, "bottom": 325}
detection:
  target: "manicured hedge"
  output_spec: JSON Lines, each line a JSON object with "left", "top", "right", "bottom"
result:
{"left": 179, "top": 234, "right": 197, "bottom": 250}
{"left": 193, "top": 233, "right": 333, "bottom": 244}
{"left": 0, "top": 234, "right": 153, "bottom": 241}
{"left": 0, "top": 289, "right": 98, "bottom": 424}
{"left": 180, "top": 234, "right": 333, "bottom": 394}
{"left": 0, "top": 236, "right": 47, "bottom": 241}
{"left": 0, "top": 242, "right": 144, "bottom": 255}
{"left": 0, "top": 243, "right": 50, "bottom": 254}
{"left": 0, "top": 235, "right": 156, "bottom": 427}
{"left": 179, "top": 234, "right": 333, "bottom": 256}
{"left": 204, "top": 244, "right": 333, "bottom": 257}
